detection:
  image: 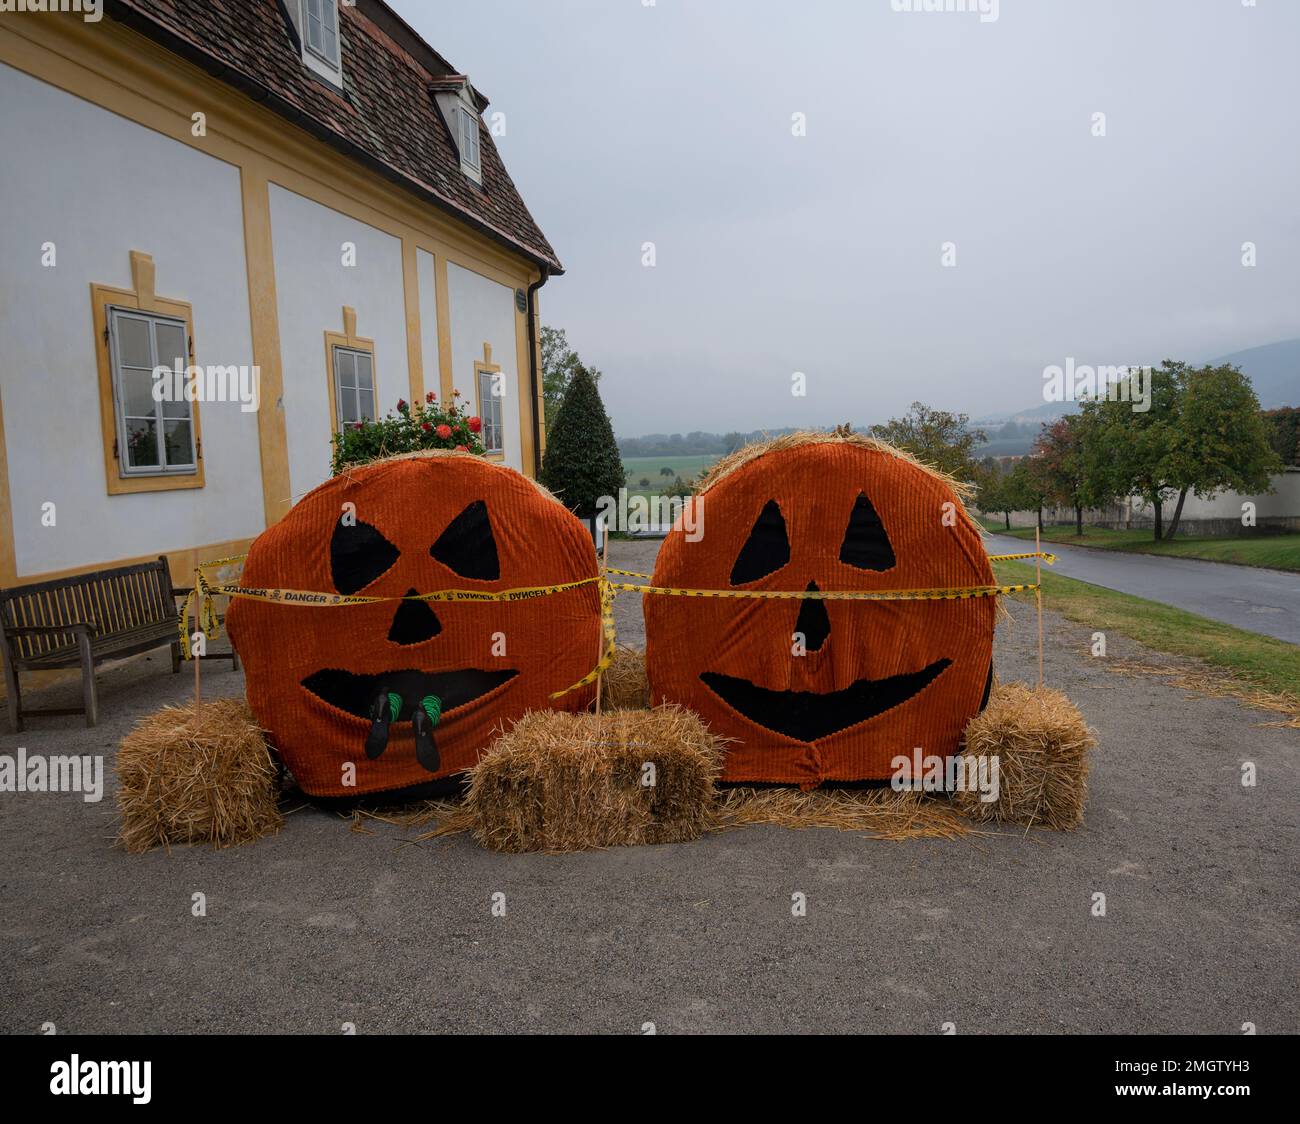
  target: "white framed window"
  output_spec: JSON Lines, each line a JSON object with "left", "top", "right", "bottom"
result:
{"left": 107, "top": 306, "right": 197, "bottom": 475}
{"left": 304, "top": 0, "right": 340, "bottom": 68}
{"left": 477, "top": 366, "right": 504, "bottom": 454}
{"left": 458, "top": 106, "right": 481, "bottom": 173}
{"left": 333, "top": 345, "right": 375, "bottom": 430}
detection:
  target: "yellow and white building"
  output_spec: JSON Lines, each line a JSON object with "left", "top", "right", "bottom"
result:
{"left": 0, "top": 0, "right": 563, "bottom": 590}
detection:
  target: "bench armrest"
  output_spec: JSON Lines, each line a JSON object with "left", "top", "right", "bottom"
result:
{"left": 6, "top": 622, "right": 94, "bottom": 637}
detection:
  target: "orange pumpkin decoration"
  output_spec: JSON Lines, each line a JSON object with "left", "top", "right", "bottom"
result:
{"left": 226, "top": 453, "right": 600, "bottom": 799}
{"left": 644, "top": 434, "right": 995, "bottom": 788}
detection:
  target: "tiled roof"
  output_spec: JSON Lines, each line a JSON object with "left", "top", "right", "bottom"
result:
{"left": 104, "top": 0, "right": 562, "bottom": 273}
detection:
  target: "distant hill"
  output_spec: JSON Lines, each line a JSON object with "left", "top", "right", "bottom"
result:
{"left": 1208, "top": 339, "right": 1299, "bottom": 409}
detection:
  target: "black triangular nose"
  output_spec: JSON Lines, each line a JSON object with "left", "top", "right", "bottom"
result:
{"left": 795, "top": 581, "right": 830, "bottom": 652}
{"left": 388, "top": 588, "right": 442, "bottom": 645}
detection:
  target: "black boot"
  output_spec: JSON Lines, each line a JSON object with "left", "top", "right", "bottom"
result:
{"left": 366, "top": 691, "right": 400, "bottom": 760}
{"left": 411, "top": 704, "right": 440, "bottom": 774}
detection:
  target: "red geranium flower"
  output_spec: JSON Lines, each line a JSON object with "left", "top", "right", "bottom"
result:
{"left": 467, "top": 416, "right": 483, "bottom": 433}
{"left": 425, "top": 391, "right": 436, "bottom": 403}
{"left": 436, "top": 424, "right": 452, "bottom": 439}
{"left": 421, "top": 421, "right": 432, "bottom": 432}
{"left": 455, "top": 444, "right": 468, "bottom": 452}
{"left": 397, "top": 398, "right": 407, "bottom": 410}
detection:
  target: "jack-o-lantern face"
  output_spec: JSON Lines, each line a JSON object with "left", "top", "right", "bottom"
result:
{"left": 227, "top": 453, "right": 600, "bottom": 799}
{"left": 644, "top": 438, "right": 995, "bottom": 787}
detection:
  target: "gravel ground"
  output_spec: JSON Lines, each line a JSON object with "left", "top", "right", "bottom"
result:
{"left": 1, "top": 538, "right": 1295, "bottom": 1034}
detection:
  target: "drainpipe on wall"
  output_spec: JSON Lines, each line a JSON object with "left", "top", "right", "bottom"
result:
{"left": 526, "top": 267, "right": 550, "bottom": 479}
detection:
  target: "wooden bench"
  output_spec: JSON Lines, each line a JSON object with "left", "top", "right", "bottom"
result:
{"left": 0, "top": 556, "right": 238, "bottom": 732}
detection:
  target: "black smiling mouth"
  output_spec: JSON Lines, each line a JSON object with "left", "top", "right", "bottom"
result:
{"left": 301, "top": 668, "right": 518, "bottom": 722}
{"left": 700, "top": 659, "right": 951, "bottom": 742}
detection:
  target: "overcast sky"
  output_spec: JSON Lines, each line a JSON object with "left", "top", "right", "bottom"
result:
{"left": 392, "top": 0, "right": 1300, "bottom": 436}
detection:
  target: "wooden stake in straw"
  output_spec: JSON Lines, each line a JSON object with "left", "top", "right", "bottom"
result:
{"left": 594, "top": 520, "right": 610, "bottom": 720}
{"left": 192, "top": 569, "right": 203, "bottom": 708}
{"left": 1035, "top": 525, "right": 1044, "bottom": 688}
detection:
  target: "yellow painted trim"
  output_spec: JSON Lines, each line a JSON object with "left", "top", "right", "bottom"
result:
{"left": 239, "top": 163, "right": 293, "bottom": 527}
{"left": 0, "top": 389, "right": 15, "bottom": 586}
{"left": 400, "top": 237, "right": 425, "bottom": 405}
{"left": 324, "top": 308, "right": 378, "bottom": 433}
{"left": 433, "top": 252, "right": 454, "bottom": 406}
{"left": 90, "top": 260, "right": 207, "bottom": 495}
{"left": 514, "top": 274, "right": 536, "bottom": 475}
{"left": 533, "top": 283, "right": 547, "bottom": 466}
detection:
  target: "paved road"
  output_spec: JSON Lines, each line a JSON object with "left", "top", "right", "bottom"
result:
{"left": 986, "top": 534, "right": 1300, "bottom": 645}
{"left": 1, "top": 541, "right": 1297, "bottom": 1034}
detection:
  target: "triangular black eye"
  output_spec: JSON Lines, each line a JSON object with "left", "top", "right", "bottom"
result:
{"left": 730, "top": 499, "right": 790, "bottom": 585}
{"left": 839, "top": 492, "right": 896, "bottom": 571}
{"left": 430, "top": 500, "right": 499, "bottom": 580}
{"left": 330, "top": 519, "right": 400, "bottom": 594}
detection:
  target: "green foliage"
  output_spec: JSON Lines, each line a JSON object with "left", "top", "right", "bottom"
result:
{"left": 540, "top": 365, "right": 625, "bottom": 515}
{"left": 868, "top": 402, "right": 987, "bottom": 482}
{"left": 1263, "top": 407, "right": 1299, "bottom": 467}
{"left": 330, "top": 392, "right": 484, "bottom": 475}
{"left": 1081, "top": 360, "right": 1282, "bottom": 539}
{"left": 541, "top": 325, "right": 600, "bottom": 435}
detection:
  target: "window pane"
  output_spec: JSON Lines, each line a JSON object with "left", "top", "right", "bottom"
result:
{"left": 307, "top": 13, "right": 323, "bottom": 53}
{"left": 161, "top": 394, "right": 192, "bottom": 420}
{"left": 338, "top": 389, "right": 358, "bottom": 425}
{"left": 163, "top": 419, "right": 194, "bottom": 467}
{"left": 355, "top": 353, "right": 373, "bottom": 390}
{"left": 357, "top": 389, "right": 374, "bottom": 421}
{"left": 324, "top": 26, "right": 337, "bottom": 61}
{"left": 126, "top": 418, "right": 159, "bottom": 468}
{"left": 336, "top": 349, "right": 355, "bottom": 386}
{"left": 155, "top": 322, "right": 186, "bottom": 368}
{"left": 116, "top": 314, "right": 152, "bottom": 368}
{"left": 121, "top": 367, "right": 159, "bottom": 417}
{"left": 321, "top": 0, "right": 336, "bottom": 33}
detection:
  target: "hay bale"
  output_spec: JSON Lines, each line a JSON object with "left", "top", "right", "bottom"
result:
{"left": 465, "top": 705, "right": 722, "bottom": 852}
{"left": 116, "top": 699, "right": 282, "bottom": 853}
{"left": 598, "top": 645, "right": 649, "bottom": 711}
{"left": 954, "top": 682, "right": 1094, "bottom": 829}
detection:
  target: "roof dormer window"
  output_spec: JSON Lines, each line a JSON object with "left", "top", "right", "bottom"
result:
{"left": 458, "top": 106, "right": 481, "bottom": 174}
{"left": 430, "top": 77, "right": 485, "bottom": 186}
{"left": 305, "top": 0, "right": 339, "bottom": 67}
{"left": 289, "top": 0, "right": 343, "bottom": 89}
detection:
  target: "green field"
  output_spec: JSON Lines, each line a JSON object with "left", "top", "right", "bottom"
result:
{"left": 621, "top": 454, "right": 720, "bottom": 494}
{"left": 994, "top": 560, "right": 1300, "bottom": 701}
{"left": 981, "top": 523, "right": 1300, "bottom": 573}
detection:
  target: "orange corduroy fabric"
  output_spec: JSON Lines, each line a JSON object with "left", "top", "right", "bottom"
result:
{"left": 644, "top": 440, "right": 995, "bottom": 787}
{"left": 226, "top": 454, "right": 600, "bottom": 798}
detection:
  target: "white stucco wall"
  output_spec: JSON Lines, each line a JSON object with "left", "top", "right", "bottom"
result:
{"left": 446, "top": 263, "right": 522, "bottom": 471}
{"left": 268, "top": 184, "right": 408, "bottom": 500}
{"left": 0, "top": 62, "right": 264, "bottom": 576}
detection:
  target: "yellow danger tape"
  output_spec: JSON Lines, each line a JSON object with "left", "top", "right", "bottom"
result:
{"left": 180, "top": 550, "right": 1052, "bottom": 661}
